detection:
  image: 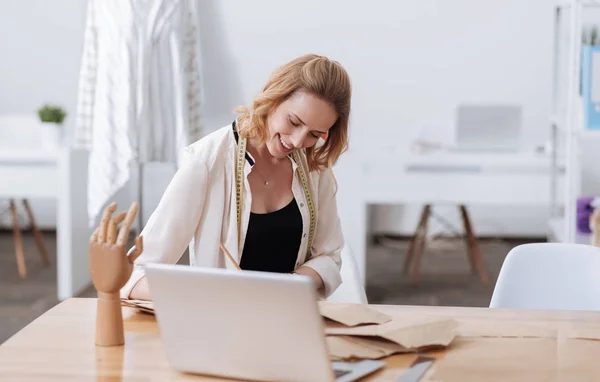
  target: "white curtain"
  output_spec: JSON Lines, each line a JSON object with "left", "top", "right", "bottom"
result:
{"left": 75, "top": 0, "right": 204, "bottom": 226}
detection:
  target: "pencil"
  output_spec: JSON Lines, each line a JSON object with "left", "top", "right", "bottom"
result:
{"left": 220, "top": 243, "right": 241, "bottom": 271}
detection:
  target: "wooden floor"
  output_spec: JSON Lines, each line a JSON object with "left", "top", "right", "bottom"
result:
{"left": 366, "top": 235, "right": 543, "bottom": 306}
{"left": 0, "top": 230, "right": 543, "bottom": 344}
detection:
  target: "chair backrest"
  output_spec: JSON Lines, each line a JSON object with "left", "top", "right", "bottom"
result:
{"left": 327, "top": 244, "right": 368, "bottom": 304}
{"left": 490, "top": 243, "right": 600, "bottom": 310}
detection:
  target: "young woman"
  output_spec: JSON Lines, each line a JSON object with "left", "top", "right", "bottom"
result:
{"left": 120, "top": 53, "right": 352, "bottom": 300}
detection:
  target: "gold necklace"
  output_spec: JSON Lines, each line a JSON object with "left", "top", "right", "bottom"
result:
{"left": 250, "top": 149, "right": 280, "bottom": 186}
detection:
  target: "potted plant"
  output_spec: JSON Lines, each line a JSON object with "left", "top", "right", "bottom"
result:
{"left": 37, "top": 104, "right": 66, "bottom": 148}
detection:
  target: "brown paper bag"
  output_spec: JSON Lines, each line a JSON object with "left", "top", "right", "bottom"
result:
{"left": 326, "top": 317, "right": 459, "bottom": 350}
{"left": 317, "top": 301, "right": 392, "bottom": 326}
{"left": 326, "top": 335, "right": 408, "bottom": 360}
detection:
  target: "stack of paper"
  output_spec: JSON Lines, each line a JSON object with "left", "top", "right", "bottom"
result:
{"left": 319, "top": 302, "right": 459, "bottom": 361}
{"left": 121, "top": 299, "right": 155, "bottom": 315}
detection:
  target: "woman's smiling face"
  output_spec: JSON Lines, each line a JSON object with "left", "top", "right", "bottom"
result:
{"left": 264, "top": 90, "right": 338, "bottom": 159}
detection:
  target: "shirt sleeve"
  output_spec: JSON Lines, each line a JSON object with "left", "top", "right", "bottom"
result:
{"left": 120, "top": 147, "right": 209, "bottom": 298}
{"left": 300, "top": 168, "right": 344, "bottom": 298}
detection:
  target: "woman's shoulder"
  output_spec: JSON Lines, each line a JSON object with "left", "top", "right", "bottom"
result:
{"left": 303, "top": 158, "right": 338, "bottom": 195}
{"left": 182, "top": 123, "right": 235, "bottom": 167}
{"left": 186, "top": 123, "right": 233, "bottom": 153}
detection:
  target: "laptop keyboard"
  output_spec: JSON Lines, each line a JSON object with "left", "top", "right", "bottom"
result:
{"left": 334, "top": 369, "right": 352, "bottom": 378}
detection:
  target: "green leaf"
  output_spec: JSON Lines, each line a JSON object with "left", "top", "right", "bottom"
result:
{"left": 37, "top": 104, "right": 67, "bottom": 124}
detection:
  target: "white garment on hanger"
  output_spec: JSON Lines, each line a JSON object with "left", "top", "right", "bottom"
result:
{"left": 75, "top": 0, "right": 204, "bottom": 226}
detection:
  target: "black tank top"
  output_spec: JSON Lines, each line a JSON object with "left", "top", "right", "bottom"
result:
{"left": 240, "top": 198, "right": 303, "bottom": 273}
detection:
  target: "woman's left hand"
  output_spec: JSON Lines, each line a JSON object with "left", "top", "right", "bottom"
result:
{"left": 294, "top": 266, "right": 324, "bottom": 293}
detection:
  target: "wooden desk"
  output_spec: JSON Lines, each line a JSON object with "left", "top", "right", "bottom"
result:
{"left": 2, "top": 299, "right": 600, "bottom": 381}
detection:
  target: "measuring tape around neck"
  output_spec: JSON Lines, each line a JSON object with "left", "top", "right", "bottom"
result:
{"left": 235, "top": 136, "right": 315, "bottom": 260}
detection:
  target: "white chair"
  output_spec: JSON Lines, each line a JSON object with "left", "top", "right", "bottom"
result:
{"left": 327, "top": 244, "right": 368, "bottom": 304}
{"left": 489, "top": 243, "right": 600, "bottom": 310}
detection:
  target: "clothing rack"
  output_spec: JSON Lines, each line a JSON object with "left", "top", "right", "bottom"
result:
{"left": 548, "top": 0, "right": 600, "bottom": 245}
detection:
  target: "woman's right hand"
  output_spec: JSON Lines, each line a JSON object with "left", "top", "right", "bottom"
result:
{"left": 128, "top": 276, "right": 152, "bottom": 301}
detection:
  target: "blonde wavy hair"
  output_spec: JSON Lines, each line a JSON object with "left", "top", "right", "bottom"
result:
{"left": 234, "top": 54, "right": 352, "bottom": 172}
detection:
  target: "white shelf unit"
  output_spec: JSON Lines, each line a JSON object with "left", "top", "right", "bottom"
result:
{"left": 548, "top": 216, "right": 591, "bottom": 244}
{"left": 549, "top": 0, "right": 600, "bottom": 245}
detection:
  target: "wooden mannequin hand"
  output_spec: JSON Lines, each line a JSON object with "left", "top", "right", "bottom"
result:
{"left": 89, "top": 202, "right": 143, "bottom": 294}
{"left": 88, "top": 201, "right": 143, "bottom": 347}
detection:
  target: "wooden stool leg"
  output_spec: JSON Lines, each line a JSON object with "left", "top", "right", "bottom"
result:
{"left": 22, "top": 199, "right": 50, "bottom": 266}
{"left": 409, "top": 204, "right": 431, "bottom": 283}
{"left": 459, "top": 205, "right": 478, "bottom": 273}
{"left": 9, "top": 200, "right": 26, "bottom": 278}
{"left": 404, "top": 205, "right": 431, "bottom": 273}
{"left": 459, "top": 205, "right": 489, "bottom": 286}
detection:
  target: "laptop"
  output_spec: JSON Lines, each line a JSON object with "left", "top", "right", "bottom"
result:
{"left": 451, "top": 104, "right": 522, "bottom": 152}
{"left": 144, "top": 263, "right": 385, "bottom": 382}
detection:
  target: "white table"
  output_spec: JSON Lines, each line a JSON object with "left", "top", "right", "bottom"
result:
{"left": 0, "top": 146, "right": 91, "bottom": 299}
{"left": 334, "top": 148, "right": 564, "bottom": 285}
{"left": 0, "top": 149, "right": 62, "bottom": 197}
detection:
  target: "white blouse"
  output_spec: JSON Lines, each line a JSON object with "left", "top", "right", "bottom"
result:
{"left": 120, "top": 122, "right": 344, "bottom": 298}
